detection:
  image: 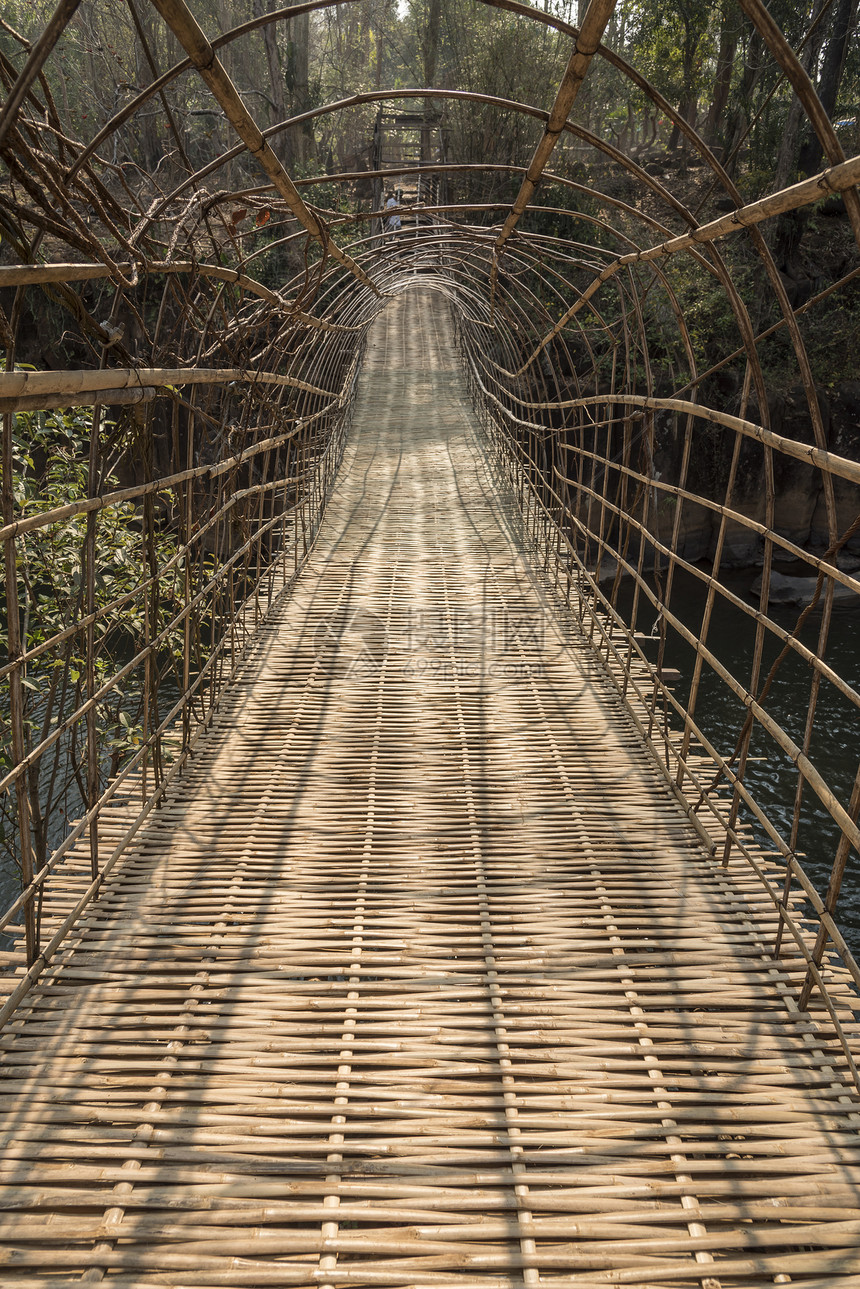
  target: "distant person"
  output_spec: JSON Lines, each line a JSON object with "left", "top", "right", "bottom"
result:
{"left": 384, "top": 191, "right": 401, "bottom": 235}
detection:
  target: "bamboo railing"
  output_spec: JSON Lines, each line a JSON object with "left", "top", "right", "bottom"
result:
{"left": 0, "top": 258, "right": 376, "bottom": 974}
{"left": 0, "top": 0, "right": 858, "bottom": 1039}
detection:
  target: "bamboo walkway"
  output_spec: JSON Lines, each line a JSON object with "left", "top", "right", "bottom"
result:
{"left": 2, "top": 288, "right": 860, "bottom": 1286}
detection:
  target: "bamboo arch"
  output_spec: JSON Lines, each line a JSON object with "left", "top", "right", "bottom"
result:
{"left": 0, "top": 0, "right": 858, "bottom": 1047}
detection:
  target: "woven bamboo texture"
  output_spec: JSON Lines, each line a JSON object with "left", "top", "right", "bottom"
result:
{"left": 1, "top": 289, "right": 860, "bottom": 1287}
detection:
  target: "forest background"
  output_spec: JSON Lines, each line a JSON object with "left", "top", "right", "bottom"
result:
{"left": 0, "top": 0, "right": 858, "bottom": 398}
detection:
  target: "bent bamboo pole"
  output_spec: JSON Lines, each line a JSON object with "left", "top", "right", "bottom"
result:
{"left": 147, "top": 0, "right": 380, "bottom": 298}
{"left": 0, "top": 0, "right": 82, "bottom": 148}
{"left": 0, "top": 260, "right": 281, "bottom": 305}
{"left": 493, "top": 0, "right": 616, "bottom": 254}
{"left": 580, "top": 392, "right": 860, "bottom": 488}
{"left": 512, "top": 147, "right": 860, "bottom": 375}
{"left": 0, "top": 261, "right": 366, "bottom": 335}
{"left": 0, "top": 366, "right": 334, "bottom": 401}
{"left": 738, "top": 0, "right": 860, "bottom": 252}
{"left": 0, "top": 386, "right": 156, "bottom": 413}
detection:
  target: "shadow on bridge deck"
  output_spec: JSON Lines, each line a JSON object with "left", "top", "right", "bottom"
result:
{"left": 1, "top": 287, "right": 859, "bottom": 1286}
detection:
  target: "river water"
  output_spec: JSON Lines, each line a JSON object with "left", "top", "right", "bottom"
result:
{"left": 630, "top": 565, "right": 860, "bottom": 953}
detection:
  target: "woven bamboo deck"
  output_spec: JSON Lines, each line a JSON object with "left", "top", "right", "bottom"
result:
{"left": 2, "top": 288, "right": 860, "bottom": 1286}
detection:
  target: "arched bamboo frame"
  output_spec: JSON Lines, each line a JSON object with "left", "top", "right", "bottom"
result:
{"left": 0, "top": 0, "right": 857, "bottom": 1048}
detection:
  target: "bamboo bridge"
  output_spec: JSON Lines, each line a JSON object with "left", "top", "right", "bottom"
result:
{"left": 2, "top": 0, "right": 860, "bottom": 1284}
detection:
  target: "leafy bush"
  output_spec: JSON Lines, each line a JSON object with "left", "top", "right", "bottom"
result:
{"left": 1, "top": 404, "right": 183, "bottom": 876}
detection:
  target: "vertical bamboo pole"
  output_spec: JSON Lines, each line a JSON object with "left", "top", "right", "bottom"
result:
{"left": 141, "top": 492, "right": 151, "bottom": 808}
{"left": 181, "top": 402, "right": 194, "bottom": 753}
{"left": 84, "top": 405, "right": 101, "bottom": 880}
{"left": 677, "top": 364, "right": 750, "bottom": 791}
{"left": 789, "top": 580, "right": 836, "bottom": 848}
{"left": 209, "top": 429, "right": 226, "bottom": 712}
{"left": 721, "top": 439, "right": 776, "bottom": 868}
{"left": 2, "top": 410, "right": 37, "bottom": 965}
{"left": 798, "top": 763, "right": 860, "bottom": 1010}
{"left": 280, "top": 435, "right": 293, "bottom": 588}
{"left": 254, "top": 440, "right": 268, "bottom": 626}
{"left": 617, "top": 412, "right": 637, "bottom": 701}
{"left": 141, "top": 404, "right": 162, "bottom": 801}
{"left": 194, "top": 469, "right": 207, "bottom": 720}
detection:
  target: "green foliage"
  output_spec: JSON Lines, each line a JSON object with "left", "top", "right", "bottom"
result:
{"left": 621, "top": 0, "right": 714, "bottom": 109}
{"left": 1, "top": 405, "right": 183, "bottom": 874}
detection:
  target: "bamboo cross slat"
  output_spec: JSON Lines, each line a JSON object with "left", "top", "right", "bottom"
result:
{"left": 1, "top": 289, "right": 860, "bottom": 1287}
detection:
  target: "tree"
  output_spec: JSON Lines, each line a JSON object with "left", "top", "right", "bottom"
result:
{"left": 286, "top": 4, "right": 314, "bottom": 166}
{"left": 797, "top": 0, "right": 859, "bottom": 176}
{"left": 668, "top": 0, "right": 712, "bottom": 148}
{"left": 253, "top": 0, "right": 288, "bottom": 163}
{"left": 773, "top": 0, "right": 829, "bottom": 195}
{"left": 420, "top": 0, "right": 442, "bottom": 163}
{"left": 0, "top": 407, "right": 182, "bottom": 875}
{"left": 703, "top": 0, "right": 743, "bottom": 151}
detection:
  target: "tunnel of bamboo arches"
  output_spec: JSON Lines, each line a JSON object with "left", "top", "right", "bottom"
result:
{"left": 2, "top": 4, "right": 860, "bottom": 1286}
{"left": 0, "top": 0, "right": 859, "bottom": 1043}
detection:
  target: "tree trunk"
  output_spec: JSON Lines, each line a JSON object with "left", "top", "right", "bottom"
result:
{"left": 253, "top": 0, "right": 287, "bottom": 165}
{"left": 723, "top": 28, "right": 763, "bottom": 175}
{"left": 797, "top": 0, "right": 858, "bottom": 176}
{"left": 773, "top": 5, "right": 825, "bottom": 194}
{"left": 421, "top": 0, "right": 442, "bottom": 164}
{"left": 576, "top": 0, "right": 593, "bottom": 134}
{"left": 704, "top": 0, "right": 740, "bottom": 150}
{"left": 291, "top": 9, "right": 313, "bottom": 166}
{"left": 669, "top": 6, "right": 703, "bottom": 152}
{"left": 131, "top": 0, "right": 163, "bottom": 171}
